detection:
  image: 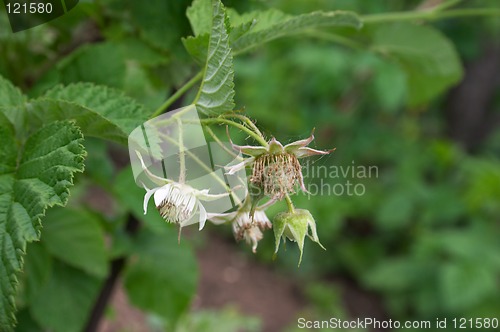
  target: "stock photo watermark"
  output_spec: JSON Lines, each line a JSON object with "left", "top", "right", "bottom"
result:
{"left": 300, "top": 160, "right": 378, "bottom": 197}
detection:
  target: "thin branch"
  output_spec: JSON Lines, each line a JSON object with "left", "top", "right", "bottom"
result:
{"left": 151, "top": 71, "right": 203, "bottom": 119}
{"left": 84, "top": 215, "right": 140, "bottom": 332}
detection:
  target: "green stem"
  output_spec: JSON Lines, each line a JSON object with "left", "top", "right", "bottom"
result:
{"left": 151, "top": 71, "right": 203, "bottom": 119}
{"left": 160, "top": 132, "right": 242, "bottom": 205}
{"left": 285, "top": 194, "right": 295, "bottom": 214}
{"left": 362, "top": 8, "right": 500, "bottom": 24}
{"left": 304, "top": 30, "right": 364, "bottom": 50}
{"left": 221, "top": 113, "right": 266, "bottom": 141}
{"left": 200, "top": 118, "right": 269, "bottom": 148}
{"left": 205, "top": 126, "right": 242, "bottom": 160}
{"left": 427, "top": 0, "right": 463, "bottom": 12}
{"left": 176, "top": 118, "right": 186, "bottom": 183}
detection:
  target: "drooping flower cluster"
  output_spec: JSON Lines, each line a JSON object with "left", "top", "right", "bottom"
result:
{"left": 137, "top": 124, "right": 335, "bottom": 264}
{"left": 210, "top": 198, "right": 273, "bottom": 253}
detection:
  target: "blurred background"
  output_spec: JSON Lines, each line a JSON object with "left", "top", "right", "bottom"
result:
{"left": 1, "top": 0, "right": 499, "bottom": 331}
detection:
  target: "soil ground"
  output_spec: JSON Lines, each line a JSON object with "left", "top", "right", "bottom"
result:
{"left": 98, "top": 232, "right": 386, "bottom": 332}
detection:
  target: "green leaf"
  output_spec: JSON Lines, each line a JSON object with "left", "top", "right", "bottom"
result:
{"left": 193, "top": 0, "right": 235, "bottom": 116}
{"left": 125, "top": 0, "right": 192, "bottom": 51}
{"left": 30, "top": 261, "right": 102, "bottom": 332}
{"left": 26, "top": 99, "right": 131, "bottom": 144}
{"left": 183, "top": 34, "right": 210, "bottom": 64}
{"left": 176, "top": 307, "right": 261, "bottom": 332}
{"left": 22, "top": 243, "right": 52, "bottom": 305}
{"left": 375, "top": 191, "right": 414, "bottom": 229}
{"left": 370, "top": 23, "right": 463, "bottom": 106}
{"left": 0, "top": 75, "right": 25, "bottom": 108}
{"left": 0, "top": 120, "right": 85, "bottom": 330}
{"left": 42, "top": 83, "right": 150, "bottom": 143}
{"left": 13, "top": 309, "right": 43, "bottom": 332}
{"left": 364, "top": 258, "right": 429, "bottom": 292}
{"left": 41, "top": 208, "right": 108, "bottom": 278}
{"left": 0, "top": 74, "right": 26, "bottom": 131}
{"left": 186, "top": 0, "right": 212, "bottom": 36}
{"left": 51, "top": 43, "right": 126, "bottom": 88}
{"left": 124, "top": 228, "right": 198, "bottom": 325}
{"left": 230, "top": 10, "right": 362, "bottom": 54}
{"left": 440, "top": 262, "right": 497, "bottom": 312}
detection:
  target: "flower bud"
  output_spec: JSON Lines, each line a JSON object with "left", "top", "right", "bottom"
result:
{"left": 273, "top": 209, "right": 325, "bottom": 266}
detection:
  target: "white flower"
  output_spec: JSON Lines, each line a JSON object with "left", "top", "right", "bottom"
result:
{"left": 137, "top": 151, "right": 228, "bottom": 230}
{"left": 209, "top": 200, "right": 273, "bottom": 253}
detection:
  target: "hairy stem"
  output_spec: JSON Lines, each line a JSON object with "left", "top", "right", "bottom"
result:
{"left": 205, "top": 126, "right": 242, "bottom": 160}
{"left": 160, "top": 132, "right": 243, "bottom": 205}
{"left": 361, "top": 8, "right": 500, "bottom": 24}
{"left": 221, "top": 113, "right": 266, "bottom": 141}
{"left": 200, "top": 118, "right": 269, "bottom": 147}
{"left": 177, "top": 118, "right": 186, "bottom": 183}
{"left": 285, "top": 194, "right": 295, "bottom": 214}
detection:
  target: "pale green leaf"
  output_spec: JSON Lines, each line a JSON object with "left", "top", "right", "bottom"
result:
{"left": 0, "top": 74, "right": 25, "bottom": 108}
{"left": 194, "top": 0, "right": 235, "bottom": 116}
{"left": 124, "top": 229, "right": 198, "bottom": 324}
{"left": 182, "top": 34, "right": 210, "bottom": 64}
{"left": 370, "top": 23, "right": 463, "bottom": 106}
{"left": 43, "top": 83, "right": 150, "bottom": 142}
{"left": 41, "top": 208, "right": 108, "bottom": 278}
{"left": 0, "top": 74, "right": 26, "bottom": 131}
{"left": 30, "top": 261, "right": 102, "bottom": 332}
{"left": 186, "top": 0, "right": 212, "bottom": 36}
{"left": 231, "top": 10, "right": 363, "bottom": 54}
{"left": 0, "top": 120, "right": 85, "bottom": 330}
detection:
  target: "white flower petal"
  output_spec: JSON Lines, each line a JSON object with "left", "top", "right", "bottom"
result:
{"left": 198, "top": 202, "right": 207, "bottom": 230}
{"left": 153, "top": 186, "right": 171, "bottom": 207}
{"left": 142, "top": 183, "right": 159, "bottom": 214}
{"left": 207, "top": 211, "right": 237, "bottom": 225}
{"left": 197, "top": 190, "right": 231, "bottom": 202}
{"left": 225, "top": 157, "right": 255, "bottom": 175}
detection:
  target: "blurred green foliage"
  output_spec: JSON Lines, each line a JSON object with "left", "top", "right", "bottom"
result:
{"left": 0, "top": 0, "right": 499, "bottom": 331}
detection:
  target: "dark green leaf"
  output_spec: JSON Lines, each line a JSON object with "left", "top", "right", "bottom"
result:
{"left": 42, "top": 208, "right": 108, "bottom": 278}
{"left": 30, "top": 261, "right": 102, "bottom": 332}
{"left": 0, "top": 120, "right": 85, "bottom": 330}
{"left": 22, "top": 243, "right": 52, "bottom": 305}
{"left": 124, "top": 229, "right": 198, "bottom": 325}
{"left": 43, "top": 83, "right": 150, "bottom": 142}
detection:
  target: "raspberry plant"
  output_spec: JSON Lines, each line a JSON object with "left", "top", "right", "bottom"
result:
{"left": 0, "top": 0, "right": 498, "bottom": 331}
